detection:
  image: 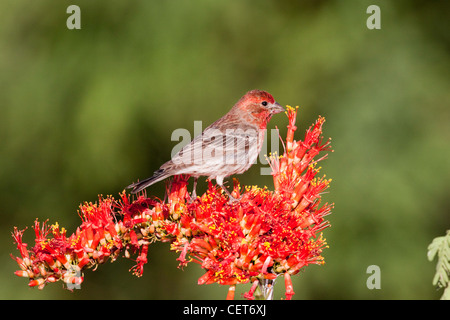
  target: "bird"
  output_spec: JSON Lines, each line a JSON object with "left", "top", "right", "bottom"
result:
{"left": 127, "top": 89, "right": 284, "bottom": 200}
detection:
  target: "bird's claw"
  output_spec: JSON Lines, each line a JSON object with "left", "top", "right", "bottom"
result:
{"left": 227, "top": 193, "right": 243, "bottom": 204}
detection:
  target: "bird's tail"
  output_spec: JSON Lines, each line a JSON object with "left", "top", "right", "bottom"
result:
{"left": 127, "top": 169, "right": 168, "bottom": 194}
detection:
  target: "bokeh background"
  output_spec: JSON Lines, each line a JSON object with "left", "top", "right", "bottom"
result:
{"left": 1, "top": 0, "right": 449, "bottom": 299}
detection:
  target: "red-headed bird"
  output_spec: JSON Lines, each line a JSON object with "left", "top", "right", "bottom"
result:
{"left": 127, "top": 90, "right": 284, "bottom": 199}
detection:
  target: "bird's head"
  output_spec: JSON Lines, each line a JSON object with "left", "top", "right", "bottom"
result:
{"left": 236, "top": 90, "right": 285, "bottom": 128}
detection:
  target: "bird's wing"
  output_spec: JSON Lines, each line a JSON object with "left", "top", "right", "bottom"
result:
{"left": 166, "top": 124, "right": 261, "bottom": 170}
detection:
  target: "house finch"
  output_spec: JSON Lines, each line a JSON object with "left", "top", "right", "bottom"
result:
{"left": 127, "top": 89, "right": 284, "bottom": 199}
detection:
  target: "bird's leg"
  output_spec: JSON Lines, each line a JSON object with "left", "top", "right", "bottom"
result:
{"left": 218, "top": 182, "right": 234, "bottom": 199}
{"left": 190, "top": 177, "right": 198, "bottom": 203}
{"left": 217, "top": 179, "right": 242, "bottom": 203}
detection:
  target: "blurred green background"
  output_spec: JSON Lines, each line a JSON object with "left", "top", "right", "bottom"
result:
{"left": 1, "top": 0, "right": 449, "bottom": 299}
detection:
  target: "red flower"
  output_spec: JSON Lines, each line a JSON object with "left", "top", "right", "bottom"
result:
{"left": 11, "top": 105, "right": 333, "bottom": 299}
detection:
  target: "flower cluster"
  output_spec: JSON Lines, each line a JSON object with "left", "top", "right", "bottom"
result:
{"left": 11, "top": 195, "right": 158, "bottom": 289}
{"left": 11, "top": 106, "right": 333, "bottom": 299}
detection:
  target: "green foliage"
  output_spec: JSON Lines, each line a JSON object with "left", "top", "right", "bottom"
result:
{"left": 427, "top": 231, "right": 450, "bottom": 300}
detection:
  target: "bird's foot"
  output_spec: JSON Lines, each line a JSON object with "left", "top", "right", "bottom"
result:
{"left": 227, "top": 193, "right": 243, "bottom": 204}
{"left": 219, "top": 184, "right": 242, "bottom": 203}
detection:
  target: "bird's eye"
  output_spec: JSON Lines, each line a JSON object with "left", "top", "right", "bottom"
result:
{"left": 261, "top": 101, "right": 268, "bottom": 106}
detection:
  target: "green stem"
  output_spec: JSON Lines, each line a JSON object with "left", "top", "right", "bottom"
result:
{"left": 254, "top": 278, "right": 276, "bottom": 300}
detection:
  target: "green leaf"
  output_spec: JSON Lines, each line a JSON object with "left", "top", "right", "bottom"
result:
{"left": 441, "top": 286, "right": 450, "bottom": 300}
{"left": 427, "top": 236, "right": 445, "bottom": 261}
{"left": 428, "top": 231, "right": 450, "bottom": 294}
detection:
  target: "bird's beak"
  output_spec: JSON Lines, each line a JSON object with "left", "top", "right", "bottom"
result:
{"left": 270, "top": 102, "right": 285, "bottom": 114}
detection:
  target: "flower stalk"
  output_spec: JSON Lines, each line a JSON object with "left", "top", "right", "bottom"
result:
{"left": 254, "top": 278, "right": 276, "bottom": 300}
